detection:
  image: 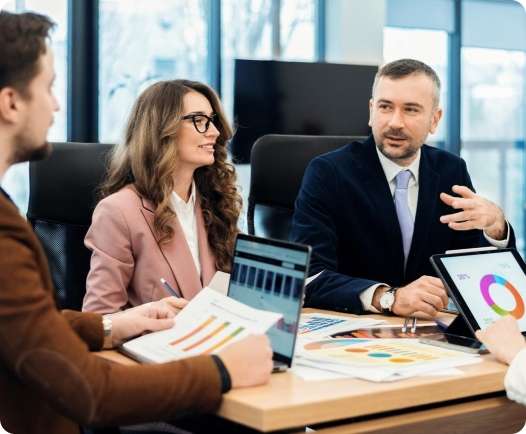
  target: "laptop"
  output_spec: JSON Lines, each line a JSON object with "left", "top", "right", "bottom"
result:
{"left": 228, "top": 233, "right": 311, "bottom": 372}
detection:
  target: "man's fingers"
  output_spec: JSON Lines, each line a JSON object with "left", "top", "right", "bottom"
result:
{"left": 414, "top": 301, "right": 438, "bottom": 318}
{"left": 422, "top": 276, "right": 444, "bottom": 288}
{"left": 440, "top": 192, "right": 455, "bottom": 206}
{"left": 412, "top": 310, "right": 435, "bottom": 320}
{"left": 421, "top": 284, "right": 449, "bottom": 307}
{"left": 440, "top": 210, "right": 473, "bottom": 224}
{"left": 447, "top": 221, "right": 476, "bottom": 231}
{"left": 440, "top": 191, "right": 477, "bottom": 211}
{"left": 421, "top": 293, "right": 445, "bottom": 311}
{"left": 452, "top": 185, "right": 476, "bottom": 199}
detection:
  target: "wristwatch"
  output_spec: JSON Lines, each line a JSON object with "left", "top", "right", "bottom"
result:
{"left": 379, "top": 287, "right": 398, "bottom": 314}
{"left": 102, "top": 316, "right": 113, "bottom": 349}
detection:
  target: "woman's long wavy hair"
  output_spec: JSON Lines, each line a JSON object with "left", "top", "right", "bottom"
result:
{"left": 100, "top": 79, "right": 242, "bottom": 271}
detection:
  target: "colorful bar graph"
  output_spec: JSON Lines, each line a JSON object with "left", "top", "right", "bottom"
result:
{"left": 169, "top": 315, "right": 216, "bottom": 346}
{"left": 203, "top": 326, "right": 245, "bottom": 354}
{"left": 183, "top": 321, "right": 231, "bottom": 351}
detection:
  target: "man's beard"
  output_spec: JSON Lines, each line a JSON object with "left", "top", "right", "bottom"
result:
{"left": 10, "top": 132, "right": 52, "bottom": 165}
{"left": 377, "top": 140, "right": 418, "bottom": 162}
{"left": 377, "top": 129, "right": 419, "bottom": 163}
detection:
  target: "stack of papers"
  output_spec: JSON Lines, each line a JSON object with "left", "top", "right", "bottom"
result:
{"left": 297, "top": 313, "right": 385, "bottom": 338}
{"left": 295, "top": 338, "right": 480, "bottom": 382}
{"left": 122, "top": 288, "right": 281, "bottom": 363}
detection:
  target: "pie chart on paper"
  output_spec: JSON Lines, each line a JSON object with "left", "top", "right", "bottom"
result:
{"left": 304, "top": 339, "right": 370, "bottom": 350}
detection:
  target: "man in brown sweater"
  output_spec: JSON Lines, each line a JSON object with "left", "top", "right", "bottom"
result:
{"left": 0, "top": 10, "right": 273, "bottom": 434}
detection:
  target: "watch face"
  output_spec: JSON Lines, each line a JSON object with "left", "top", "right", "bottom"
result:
{"left": 380, "top": 291, "right": 395, "bottom": 310}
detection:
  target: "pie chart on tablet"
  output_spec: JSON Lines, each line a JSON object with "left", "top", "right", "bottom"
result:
{"left": 480, "top": 274, "right": 525, "bottom": 319}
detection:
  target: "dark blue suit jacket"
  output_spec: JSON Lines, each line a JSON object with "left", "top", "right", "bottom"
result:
{"left": 290, "top": 136, "right": 515, "bottom": 314}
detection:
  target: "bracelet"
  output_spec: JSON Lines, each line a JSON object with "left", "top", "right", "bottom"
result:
{"left": 211, "top": 355, "right": 232, "bottom": 393}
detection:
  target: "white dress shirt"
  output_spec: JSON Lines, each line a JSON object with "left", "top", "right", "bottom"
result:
{"left": 170, "top": 181, "right": 201, "bottom": 275}
{"left": 505, "top": 347, "right": 526, "bottom": 406}
{"left": 359, "top": 146, "right": 510, "bottom": 312}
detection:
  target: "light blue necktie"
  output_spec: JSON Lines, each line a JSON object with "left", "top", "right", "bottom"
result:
{"left": 394, "top": 170, "right": 414, "bottom": 266}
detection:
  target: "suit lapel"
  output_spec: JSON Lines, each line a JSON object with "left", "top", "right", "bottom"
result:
{"left": 358, "top": 139, "right": 405, "bottom": 271}
{"left": 195, "top": 196, "right": 216, "bottom": 287}
{"left": 138, "top": 193, "right": 202, "bottom": 300}
{"left": 406, "top": 146, "right": 440, "bottom": 277}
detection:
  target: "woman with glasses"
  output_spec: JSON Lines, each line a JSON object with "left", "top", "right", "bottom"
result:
{"left": 82, "top": 79, "right": 242, "bottom": 313}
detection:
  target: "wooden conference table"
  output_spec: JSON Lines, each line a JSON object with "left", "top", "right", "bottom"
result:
{"left": 99, "top": 309, "right": 526, "bottom": 433}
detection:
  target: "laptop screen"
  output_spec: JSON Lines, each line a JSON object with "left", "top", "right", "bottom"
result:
{"left": 228, "top": 234, "right": 311, "bottom": 364}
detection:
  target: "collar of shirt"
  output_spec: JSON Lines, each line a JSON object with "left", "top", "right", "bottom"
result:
{"left": 171, "top": 180, "right": 197, "bottom": 214}
{"left": 375, "top": 145, "right": 421, "bottom": 188}
{"left": 0, "top": 185, "right": 14, "bottom": 204}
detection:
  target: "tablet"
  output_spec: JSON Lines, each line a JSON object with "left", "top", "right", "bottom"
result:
{"left": 430, "top": 248, "right": 526, "bottom": 336}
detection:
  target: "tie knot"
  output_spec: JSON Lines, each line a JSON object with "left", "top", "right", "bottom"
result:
{"left": 395, "top": 170, "right": 412, "bottom": 189}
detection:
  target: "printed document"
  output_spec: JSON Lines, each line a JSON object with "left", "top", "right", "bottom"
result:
{"left": 295, "top": 338, "right": 480, "bottom": 382}
{"left": 122, "top": 288, "right": 281, "bottom": 363}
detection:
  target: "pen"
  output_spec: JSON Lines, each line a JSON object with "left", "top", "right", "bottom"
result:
{"left": 160, "top": 278, "right": 180, "bottom": 298}
{"left": 402, "top": 316, "right": 418, "bottom": 334}
{"left": 410, "top": 316, "right": 417, "bottom": 333}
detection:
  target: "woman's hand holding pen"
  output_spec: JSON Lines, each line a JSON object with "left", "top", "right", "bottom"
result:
{"left": 157, "top": 296, "right": 188, "bottom": 315}
{"left": 157, "top": 277, "right": 189, "bottom": 314}
{"left": 108, "top": 302, "right": 176, "bottom": 346}
{"left": 105, "top": 297, "right": 188, "bottom": 347}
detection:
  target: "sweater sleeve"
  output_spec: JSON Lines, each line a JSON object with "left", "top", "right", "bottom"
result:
{"left": 0, "top": 217, "right": 223, "bottom": 427}
{"left": 504, "top": 347, "right": 526, "bottom": 406}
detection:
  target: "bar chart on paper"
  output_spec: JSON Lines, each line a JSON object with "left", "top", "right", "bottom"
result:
{"left": 122, "top": 288, "right": 281, "bottom": 364}
{"left": 168, "top": 315, "right": 245, "bottom": 354}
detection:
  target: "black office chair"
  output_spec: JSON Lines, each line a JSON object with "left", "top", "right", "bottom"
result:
{"left": 27, "top": 142, "right": 114, "bottom": 311}
{"left": 27, "top": 143, "right": 172, "bottom": 434}
{"left": 247, "top": 134, "right": 366, "bottom": 240}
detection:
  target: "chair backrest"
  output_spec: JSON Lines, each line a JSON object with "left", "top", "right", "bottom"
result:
{"left": 248, "top": 134, "right": 366, "bottom": 240}
{"left": 27, "top": 142, "right": 114, "bottom": 310}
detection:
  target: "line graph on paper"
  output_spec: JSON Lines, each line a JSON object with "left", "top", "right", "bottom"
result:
{"left": 167, "top": 315, "right": 245, "bottom": 355}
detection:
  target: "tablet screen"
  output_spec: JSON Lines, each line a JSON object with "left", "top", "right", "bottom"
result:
{"left": 440, "top": 250, "right": 526, "bottom": 330}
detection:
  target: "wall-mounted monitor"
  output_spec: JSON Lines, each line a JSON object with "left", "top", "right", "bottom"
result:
{"left": 231, "top": 59, "right": 378, "bottom": 163}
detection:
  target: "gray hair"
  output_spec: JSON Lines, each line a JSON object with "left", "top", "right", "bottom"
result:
{"left": 372, "top": 58, "right": 441, "bottom": 107}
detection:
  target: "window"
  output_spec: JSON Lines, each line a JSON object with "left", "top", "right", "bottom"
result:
{"left": 221, "top": 0, "right": 274, "bottom": 118}
{"left": 460, "top": 48, "right": 526, "bottom": 250}
{"left": 98, "top": 0, "right": 208, "bottom": 143}
{"left": 221, "top": 0, "right": 317, "bottom": 117}
{"left": 1, "top": 0, "right": 68, "bottom": 214}
{"left": 280, "top": 0, "right": 316, "bottom": 61}
{"left": 383, "top": 27, "right": 448, "bottom": 145}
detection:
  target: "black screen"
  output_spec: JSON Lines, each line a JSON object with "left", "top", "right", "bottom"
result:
{"left": 231, "top": 59, "right": 378, "bottom": 163}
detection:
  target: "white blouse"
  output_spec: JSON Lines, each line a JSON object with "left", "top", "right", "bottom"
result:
{"left": 170, "top": 181, "right": 201, "bottom": 275}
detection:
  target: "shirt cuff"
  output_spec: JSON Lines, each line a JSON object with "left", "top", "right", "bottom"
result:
{"left": 484, "top": 221, "right": 510, "bottom": 248}
{"left": 504, "top": 347, "right": 526, "bottom": 405}
{"left": 360, "top": 283, "right": 389, "bottom": 313}
{"left": 306, "top": 270, "right": 324, "bottom": 286}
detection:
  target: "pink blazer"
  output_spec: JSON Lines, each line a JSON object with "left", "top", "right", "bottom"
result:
{"left": 82, "top": 185, "right": 217, "bottom": 313}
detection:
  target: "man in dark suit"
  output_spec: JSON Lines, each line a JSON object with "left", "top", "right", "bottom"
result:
{"left": 0, "top": 11, "right": 272, "bottom": 434}
{"left": 290, "top": 58, "right": 514, "bottom": 317}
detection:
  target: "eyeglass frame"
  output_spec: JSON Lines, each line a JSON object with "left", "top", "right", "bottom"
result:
{"left": 181, "top": 113, "right": 218, "bottom": 133}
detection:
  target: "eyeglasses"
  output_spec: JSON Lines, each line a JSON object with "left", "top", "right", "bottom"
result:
{"left": 182, "top": 113, "right": 218, "bottom": 133}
